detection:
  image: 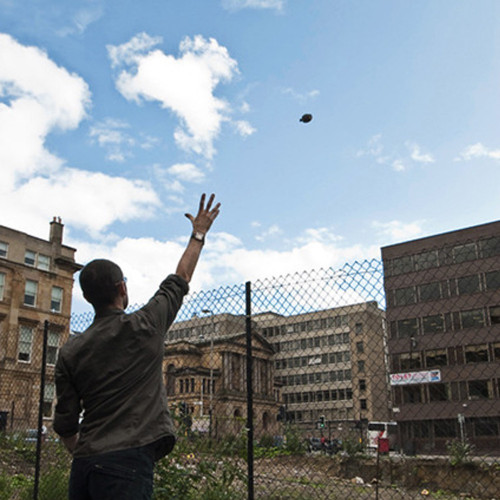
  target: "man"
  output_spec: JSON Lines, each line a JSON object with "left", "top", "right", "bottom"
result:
{"left": 54, "top": 194, "right": 220, "bottom": 499}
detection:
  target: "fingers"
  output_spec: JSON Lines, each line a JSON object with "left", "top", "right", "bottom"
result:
{"left": 205, "top": 193, "right": 215, "bottom": 211}
{"left": 185, "top": 213, "right": 194, "bottom": 223}
{"left": 198, "top": 193, "right": 206, "bottom": 214}
{"left": 209, "top": 202, "right": 221, "bottom": 220}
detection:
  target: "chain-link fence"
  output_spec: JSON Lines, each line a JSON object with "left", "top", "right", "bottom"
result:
{"left": 2, "top": 252, "right": 500, "bottom": 499}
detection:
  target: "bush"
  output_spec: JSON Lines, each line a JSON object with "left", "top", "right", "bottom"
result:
{"left": 446, "top": 439, "right": 474, "bottom": 466}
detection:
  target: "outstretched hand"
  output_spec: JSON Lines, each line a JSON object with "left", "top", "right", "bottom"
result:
{"left": 185, "top": 193, "right": 221, "bottom": 235}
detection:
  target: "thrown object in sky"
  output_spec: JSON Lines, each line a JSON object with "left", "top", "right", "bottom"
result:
{"left": 300, "top": 113, "right": 313, "bottom": 123}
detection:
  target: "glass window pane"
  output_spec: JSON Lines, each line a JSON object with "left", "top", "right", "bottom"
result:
{"left": 51, "top": 287, "right": 63, "bottom": 312}
{"left": 0, "top": 272, "right": 5, "bottom": 300}
{"left": 391, "top": 256, "right": 414, "bottom": 275}
{"left": 0, "top": 242, "right": 7, "bottom": 258}
{"left": 24, "top": 280, "right": 37, "bottom": 306}
{"left": 24, "top": 250, "right": 36, "bottom": 266}
{"left": 460, "top": 309, "right": 485, "bottom": 329}
{"left": 453, "top": 243, "right": 477, "bottom": 263}
{"left": 397, "top": 318, "right": 419, "bottom": 338}
{"left": 485, "top": 270, "right": 500, "bottom": 290}
{"left": 480, "top": 237, "right": 500, "bottom": 258}
{"left": 18, "top": 326, "right": 33, "bottom": 362}
{"left": 414, "top": 250, "right": 438, "bottom": 270}
{"left": 37, "top": 254, "right": 50, "bottom": 271}
{"left": 419, "top": 282, "right": 441, "bottom": 302}
{"left": 422, "top": 315, "right": 444, "bottom": 334}
{"left": 394, "top": 287, "right": 416, "bottom": 306}
{"left": 457, "top": 275, "right": 480, "bottom": 295}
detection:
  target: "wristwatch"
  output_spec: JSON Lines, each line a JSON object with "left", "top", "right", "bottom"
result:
{"left": 191, "top": 231, "right": 205, "bottom": 244}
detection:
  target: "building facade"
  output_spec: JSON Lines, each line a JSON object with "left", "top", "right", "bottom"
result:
{"left": 164, "top": 313, "right": 281, "bottom": 439}
{"left": 382, "top": 220, "right": 500, "bottom": 454}
{"left": 0, "top": 218, "right": 81, "bottom": 432}
{"left": 254, "top": 301, "right": 389, "bottom": 439}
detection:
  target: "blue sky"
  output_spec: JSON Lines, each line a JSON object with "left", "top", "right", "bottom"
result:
{"left": 1, "top": 0, "right": 499, "bottom": 312}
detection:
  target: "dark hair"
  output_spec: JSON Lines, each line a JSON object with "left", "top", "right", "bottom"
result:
{"left": 79, "top": 259, "right": 124, "bottom": 307}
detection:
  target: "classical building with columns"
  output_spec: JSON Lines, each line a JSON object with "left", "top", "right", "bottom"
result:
{"left": 164, "top": 313, "right": 282, "bottom": 439}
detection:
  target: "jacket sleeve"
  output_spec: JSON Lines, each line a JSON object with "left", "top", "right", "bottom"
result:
{"left": 136, "top": 274, "right": 189, "bottom": 335}
{"left": 53, "top": 353, "right": 81, "bottom": 438}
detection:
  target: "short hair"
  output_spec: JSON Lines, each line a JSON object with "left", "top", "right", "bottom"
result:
{"left": 79, "top": 259, "right": 124, "bottom": 307}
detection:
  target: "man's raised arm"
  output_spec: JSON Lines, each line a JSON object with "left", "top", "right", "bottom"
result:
{"left": 175, "top": 193, "right": 221, "bottom": 283}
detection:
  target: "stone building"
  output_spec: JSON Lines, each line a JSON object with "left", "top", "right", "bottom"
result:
{"left": 254, "top": 301, "right": 389, "bottom": 438}
{"left": 0, "top": 218, "right": 81, "bottom": 431}
{"left": 164, "top": 313, "right": 282, "bottom": 439}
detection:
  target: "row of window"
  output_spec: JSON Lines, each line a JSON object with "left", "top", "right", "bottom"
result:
{"left": 390, "top": 306, "right": 500, "bottom": 339}
{"left": 167, "top": 323, "right": 218, "bottom": 342}
{"left": 393, "top": 378, "right": 498, "bottom": 405}
{"left": 384, "top": 236, "right": 500, "bottom": 276}
{"left": 177, "top": 377, "right": 215, "bottom": 394}
{"left": 389, "top": 269, "right": 500, "bottom": 307}
{"left": 272, "top": 332, "right": 350, "bottom": 353}
{"left": 406, "top": 418, "right": 500, "bottom": 439}
{"left": 392, "top": 343, "right": 500, "bottom": 371}
{"left": 275, "top": 350, "right": 351, "bottom": 370}
{"left": 262, "top": 315, "right": 350, "bottom": 338}
{"left": 284, "top": 387, "right": 354, "bottom": 405}
{"left": 18, "top": 325, "right": 60, "bottom": 364}
{"left": 0, "top": 242, "right": 52, "bottom": 271}
{"left": 0, "top": 273, "right": 63, "bottom": 312}
{"left": 276, "top": 368, "right": 352, "bottom": 387}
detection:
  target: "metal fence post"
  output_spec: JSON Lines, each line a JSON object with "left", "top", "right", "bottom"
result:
{"left": 245, "top": 281, "right": 254, "bottom": 500}
{"left": 34, "top": 319, "right": 49, "bottom": 500}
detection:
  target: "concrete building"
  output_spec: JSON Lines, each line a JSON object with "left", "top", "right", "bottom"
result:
{"left": 0, "top": 218, "right": 81, "bottom": 431}
{"left": 164, "top": 313, "right": 281, "bottom": 439}
{"left": 382, "top": 220, "right": 500, "bottom": 454}
{"left": 253, "top": 301, "right": 389, "bottom": 439}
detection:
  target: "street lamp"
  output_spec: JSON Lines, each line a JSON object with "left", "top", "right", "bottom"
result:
{"left": 202, "top": 309, "right": 215, "bottom": 438}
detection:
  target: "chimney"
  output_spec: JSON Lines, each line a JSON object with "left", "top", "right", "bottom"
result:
{"left": 50, "top": 216, "right": 64, "bottom": 245}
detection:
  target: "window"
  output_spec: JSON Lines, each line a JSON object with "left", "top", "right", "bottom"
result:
{"left": 24, "top": 280, "right": 38, "bottom": 307}
{"left": 356, "top": 341, "right": 364, "bottom": 353}
{"left": 489, "top": 306, "right": 500, "bottom": 325}
{"left": 391, "top": 256, "right": 414, "bottom": 275}
{"left": 434, "top": 420, "right": 457, "bottom": 438}
{"left": 394, "top": 287, "right": 416, "bottom": 306}
{"left": 355, "top": 322, "right": 363, "bottom": 334}
{"left": 37, "top": 254, "right": 50, "bottom": 271}
{"left": 43, "top": 383, "right": 55, "bottom": 417}
{"left": 360, "top": 399, "right": 367, "bottom": 410}
{"left": 399, "top": 352, "right": 421, "bottom": 370}
{"left": 397, "top": 318, "right": 418, "bottom": 338}
{"left": 460, "top": 309, "right": 485, "bottom": 329}
{"left": 485, "top": 270, "right": 500, "bottom": 290}
{"left": 418, "top": 282, "right": 441, "bottom": 302}
{"left": 47, "top": 331, "right": 60, "bottom": 365}
{"left": 50, "top": 287, "right": 63, "bottom": 313}
{"left": 359, "top": 379, "right": 366, "bottom": 391}
{"left": 0, "top": 272, "right": 5, "bottom": 301}
{"left": 493, "top": 343, "right": 500, "bottom": 361}
{"left": 425, "top": 349, "right": 447, "bottom": 367}
{"left": 465, "top": 344, "right": 489, "bottom": 363}
{"left": 480, "top": 237, "right": 500, "bottom": 258}
{"left": 18, "top": 325, "right": 34, "bottom": 362}
{"left": 25, "top": 250, "right": 36, "bottom": 266}
{"left": 414, "top": 250, "right": 438, "bottom": 270}
{"left": 357, "top": 360, "right": 365, "bottom": 372}
{"left": 402, "top": 385, "right": 422, "bottom": 403}
{"left": 422, "top": 315, "right": 445, "bottom": 334}
{"left": 468, "top": 380, "right": 490, "bottom": 400}
{"left": 453, "top": 243, "right": 477, "bottom": 263}
{"left": 474, "top": 418, "right": 499, "bottom": 437}
{"left": 0, "top": 241, "right": 7, "bottom": 258}
{"left": 429, "top": 383, "right": 449, "bottom": 402}
{"left": 457, "top": 274, "right": 480, "bottom": 295}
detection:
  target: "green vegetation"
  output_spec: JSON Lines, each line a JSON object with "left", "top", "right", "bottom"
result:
{"left": 446, "top": 439, "right": 474, "bottom": 466}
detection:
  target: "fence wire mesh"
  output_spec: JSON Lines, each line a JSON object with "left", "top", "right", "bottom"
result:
{"left": 1, "top": 251, "right": 500, "bottom": 499}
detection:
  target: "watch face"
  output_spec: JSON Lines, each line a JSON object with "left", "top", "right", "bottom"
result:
{"left": 194, "top": 232, "right": 204, "bottom": 241}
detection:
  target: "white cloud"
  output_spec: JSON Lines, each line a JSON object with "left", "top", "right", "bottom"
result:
{"left": 221, "top": 0, "right": 284, "bottom": 10}
{"left": 89, "top": 118, "right": 135, "bottom": 162}
{"left": 167, "top": 163, "right": 205, "bottom": 183}
{"left": 255, "top": 224, "right": 282, "bottom": 242}
{"left": 357, "top": 135, "right": 435, "bottom": 172}
{"left": 57, "top": 5, "right": 104, "bottom": 37}
{"left": 233, "top": 120, "right": 256, "bottom": 137}
{"left": 0, "top": 35, "right": 163, "bottom": 240}
{"left": 372, "top": 220, "right": 425, "bottom": 243}
{"left": 0, "top": 33, "right": 91, "bottom": 188}
{"left": 456, "top": 142, "right": 500, "bottom": 161}
{"left": 282, "top": 87, "right": 320, "bottom": 102}
{"left": 108, "top": 34, "right": 244, "bottom": 159}
{"left": 2, "top": 169, "right": 160, "bottom": 239}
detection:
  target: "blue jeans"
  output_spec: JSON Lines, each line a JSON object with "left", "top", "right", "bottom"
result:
{"left": 69, "top": 445, "right": 155, "bottom": 500}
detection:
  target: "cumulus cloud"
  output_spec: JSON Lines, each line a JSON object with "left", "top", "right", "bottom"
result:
{"left": 107, "top": 33, "right": 244, "bottom": 159}
{"left": 57, "top": 5, "right": 104, "bottom": 37}
{"left": 356, "top": 135, "right": 435, "bottom": 172}
{"left": 0, "top": 34, "right": 163, "bottom": 239}
{"left": 372, "top": 220, "right": 425, "bottom": 243}
{"left": 167, "top": 163, "right": 206, "bottom": 183}
{"left": 89, "top": 118, "right": 135, "bottom": 162}
{"left": 221, "top": 0, "right": 284, "bottom": 10}
{"left": 455, "top": 142, "right": 500, "bottom": 162}
{"left": 0, "top": 33, "right": 91, "bottom": 188}
{"left": 233, "top": 120, "right": 256, "bottom": 137}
